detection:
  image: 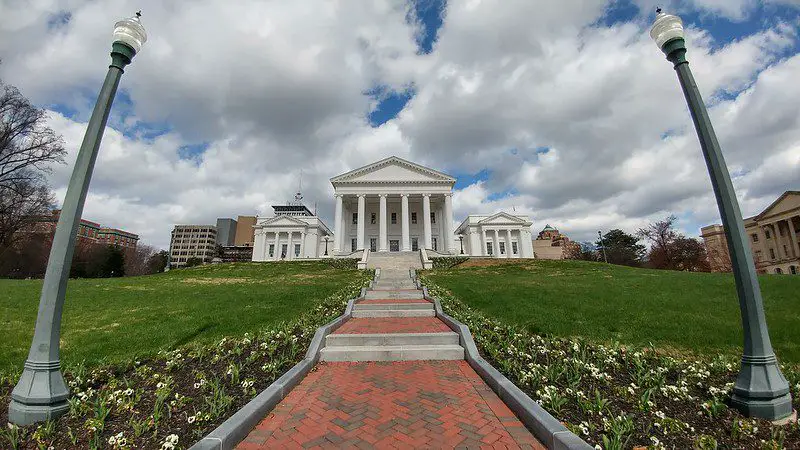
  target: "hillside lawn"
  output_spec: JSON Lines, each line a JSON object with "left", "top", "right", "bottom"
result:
{"left": 424, "top": 259, "right": 800, "bottom": 364}
{"left": 0, "top": 261, "right": 367, "bottom": 374}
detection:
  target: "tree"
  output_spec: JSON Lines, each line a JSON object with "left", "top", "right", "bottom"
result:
{"left": 184, "top": 257, "right": 203, "bottom": 268}
{"left": 565, "top": 241, "right": 598, "bottom": 261}
{"left": 147, "top": 250, "right": 169, "bottom": 273}
{"left": 124, "top": 244, "right": 158, "bottom": 276}
{"left": 638, "top": 216, "right": 710, "bottom": 272}
{"left": 596, "top": 229, "right": 645, "bottom": 267}
{"left": 0, "top": 78, "right": 66, "bottom": 251}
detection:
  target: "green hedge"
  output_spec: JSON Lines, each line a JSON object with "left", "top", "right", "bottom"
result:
{"left": 430, "top": 256, "right": 469, "bottom": 269}
{"left": 324, "top": 258, "right": 360, "bottom": 270}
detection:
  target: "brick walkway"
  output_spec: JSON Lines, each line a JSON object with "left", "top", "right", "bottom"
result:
{"left": 335, "top": 317, "right": 452, "bottom": 334}
{"left": 358, "top": 298, "right": 431, "bottom": 305}
{"left": 238, "top": 361, "right": 545, "bottom": 450}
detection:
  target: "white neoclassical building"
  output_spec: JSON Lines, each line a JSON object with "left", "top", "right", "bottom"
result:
{"left": 330, "top": 157, "right": 457, "bottom": 255}
{"left": 252, "top": 202, "right": 333, "bottom": 261}
{"left": 455, "top": 213, "right": 535, "bottom": 258}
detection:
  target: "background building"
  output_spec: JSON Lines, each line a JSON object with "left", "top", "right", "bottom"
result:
{"left": 234, "top": 216, "right": 256, "bottom": 246}
{"left": 701, "top": 190, "right": 799, "bottom": 275}
{"left": 169, "top": 225, "right": 218, "bottom": 267}
{"left": 21, "top": 210, "right": 138, "bottom": 248}
{"left": 215, "top": 218, "right": 238, "bottom": 246}
{"left": 533, "top": 224, "right": 578, "bottom": 260}
{"left": 252, "top": 199, "right": 332, "bottom": 261}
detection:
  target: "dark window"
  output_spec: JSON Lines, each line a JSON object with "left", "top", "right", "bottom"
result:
{"left": 486, "top": 242, "right": 493, "bottom": 255}
{"left": 411, "top": 238, "right": 419, "bottom": 251}
{"left": 371, "top": 213, "right": 376, "bottom": 224}
{"left": 411, "top": 212, "right": 417, "bottom": 224}
{"left": 499, "top": 242, "right": 506, "bottom": 254}
{"left": 351, "top": 238, "right": 357, "bottom": 252}
{"left": 432, "top": 237, "right": 438, "bottom": 251}
{"left": 770, "top": 248, "right": 776, "bottom": 259}
{"left": 370, "top": 238, "right": 377, "bottom": 252}
{"left": 430, "top": 212, "right": 436, "bottom": 224}
{"left": 775, "top": 268, "right": 783, "bottom": 274}
{"left": 294, "top": 244, "right": 301, "bottom": 257}
{"left": 790, "top": 266, "right": 797, "bottom": 275}
{"left": 766, "top": 229, "right": 772, "bottom": 239}
{"left": 752, "top": 234, "right": 759, "bottom": 243}
{"left": 352, "top": 213, "right": 358, "bottom": 224}
{"left": 391, "top": 213, "right": 397, "bottom": 224}
{"left": 512, "top": 242, "right": 518, "bottom": 254}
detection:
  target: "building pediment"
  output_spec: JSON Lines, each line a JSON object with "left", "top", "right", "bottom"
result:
{"left": 257, "top": 216, "right": 309, "bottom": 228}
{"left": 330, "top": 156, "right": 456, "bottom": 186}
{"left": 753, "top": 191, "right": 800, "bottom": 221}
{"left": 478, "top": 212, "right": 531, "bottom": 226}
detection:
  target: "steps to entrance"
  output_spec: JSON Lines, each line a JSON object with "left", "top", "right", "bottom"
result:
{"left": 365, "top": 251, "right": 422, "bottom": 270}
{"left": 320, "top": 268, "right": 464, "bottom": 362}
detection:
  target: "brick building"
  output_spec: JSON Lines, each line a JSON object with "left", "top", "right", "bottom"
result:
{"left": 21, "top": 210, "right": 138, "bottom": 248}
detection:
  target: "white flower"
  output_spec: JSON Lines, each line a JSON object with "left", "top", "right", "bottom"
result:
{"left": 188, "top": 415, "right": 196, "bottom": 424}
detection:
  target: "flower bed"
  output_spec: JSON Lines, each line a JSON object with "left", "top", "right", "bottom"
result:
{"left": 0, "top": 273, "right": 372, "bottom": 450}
{"left": 421, "top": 277, "right": 800, "bottom": 449}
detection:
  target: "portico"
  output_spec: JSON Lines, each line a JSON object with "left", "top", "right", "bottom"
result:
{"left": 330, "top": 157, "right": 457, "bottom": 255}
{"left": 455, "top": 213, "right": 535, "bottom": 258}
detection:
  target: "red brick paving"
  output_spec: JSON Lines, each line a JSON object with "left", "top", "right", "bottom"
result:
{"left": 334, "top": 317, "right": 452, "bottom": 334}
{"left": 237, "top": 361, "right": 545, "bottom": 450}
{"left": 358, "top": 298, "right": 431, "bottom": 305}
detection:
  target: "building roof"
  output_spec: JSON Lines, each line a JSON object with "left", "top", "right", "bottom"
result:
{"left": 542, "top": 224, "right": 556, "bottom": 231}
{"left": 330, "top": 156, "right": 456, "bottom": 186}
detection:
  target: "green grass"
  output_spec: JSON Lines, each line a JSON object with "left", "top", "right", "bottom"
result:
{"left": 0, "top": 262, "right": 367, "bottom": 374}
{"left": 424, "top": 259, "right": 800, "bottom": 363}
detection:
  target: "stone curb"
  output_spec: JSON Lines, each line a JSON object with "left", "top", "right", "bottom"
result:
{"left": 190, "top": 271, "right": 379, "bottom": 450}
{"left": 420, "top": 287, "right": 593, "bottom": 450}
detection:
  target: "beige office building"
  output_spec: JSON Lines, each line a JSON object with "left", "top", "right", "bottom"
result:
{"left": 169, "top": 225, "right": 218, "bottom": 267}
{"left": 701, "top": 191, "right": 799, "bottom": 275}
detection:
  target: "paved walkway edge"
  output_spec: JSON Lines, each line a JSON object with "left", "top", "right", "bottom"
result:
{"left": 190, "top": 271, "right": 379, "bottom": 450}
{"left": 411, "top": 269, "right": 593, "bottom": 450}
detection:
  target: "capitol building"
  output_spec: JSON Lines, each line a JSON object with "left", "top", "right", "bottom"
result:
{"left": 251, "top": 157, "right": 562, "bottom": 262}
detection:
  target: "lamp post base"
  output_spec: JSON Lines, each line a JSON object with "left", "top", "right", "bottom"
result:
{"left": 8, "top": 360, "right": 70, "bottom": 425}
{"left": 730, "top": 355, "right": 793, "bottom": 420}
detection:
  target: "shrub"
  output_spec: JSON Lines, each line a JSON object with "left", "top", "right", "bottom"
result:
{"left": 430, "top": 256, "right": 469, "bottom": 269}
{"left": 324, "top": 258, "right": 360, "bottom": 270}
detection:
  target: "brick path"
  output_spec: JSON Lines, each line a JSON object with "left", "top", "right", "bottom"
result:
{"left": 335, "top": 317, "right": 452, "bottom": 334}
{"left": 238, "top": 361, "right": 545, "bottom": 450}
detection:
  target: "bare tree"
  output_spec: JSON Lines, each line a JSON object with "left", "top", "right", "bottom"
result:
{"left": 638, "top": 215, "right": 710, "bottom": 272}
{"left": 124, "top": 244, "right": 159, "bottom": 276}
{"left": 0, "top": 78, "right": 66, "bottom": 250}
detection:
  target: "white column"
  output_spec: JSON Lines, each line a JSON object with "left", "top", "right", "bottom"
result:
{"left": 444, "top": 193, "right": 454, "bottom": 253}
{"left": 260, "top": 230, "right": 268, "bottom": 261}
{"left": 401, "top": 194, "right": 410, "bottom": 251}
{"left": 333, "top": 194, "right": 343, "bottom": 253}
{"left": 422, "top": 194, "right": 432, "bottom": 250}
{"left": 493, "top": 229, "right": 500, "bottom": 257}
{"left": 506, "top": 229, "right": 513, "bottom": 258}
{"left": 299, "top": 231, "right": 306, "bottom": 258}
{"left": 788, "top": 218, "right": 799, "bottom": 258}
{"left": 273, "top": 231, "right": 280, "bottom": 260}
{"left": 286, "top": 231, "right": 293, "bottom": 260}
{"left": 356, "top": 194, "right": 366, "bottom": 250}
{"left": 481, "top": 229, "right": 487, "bottom": 256}
{"left": 379, "top": 194, "right": 388, "bottom": 252}
{"left": 519, "top": 230, "right": 527, "bottom": 258}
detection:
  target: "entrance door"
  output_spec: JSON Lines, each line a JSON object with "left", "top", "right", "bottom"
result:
{"left": 370, "top": 238, "right": 377, "bottom": 252}
{"left": 281, "top": 244, "right": 288, "bottom": 258}
{"left": 411, "top": 237, "right": 419, "bottom": 251}
{"left": 389, "top": 240, "right": 400, "bottom": 252}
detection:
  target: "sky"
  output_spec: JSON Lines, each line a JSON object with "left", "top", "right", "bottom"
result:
{"left": 1, "top": 0, "right": 798, "bottom": 250}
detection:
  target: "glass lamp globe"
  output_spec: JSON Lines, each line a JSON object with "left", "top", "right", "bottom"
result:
{"left": 650, "top": 11, "right": 684, "bottom": 49}
{"left": 113, "top": 12, "right": 147, "bottom": 54}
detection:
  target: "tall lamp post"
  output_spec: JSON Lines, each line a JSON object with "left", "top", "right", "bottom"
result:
{"left": 8, "top": 13, "right": 147, "bottom": 426}
{"left": 323, "top": 236, "right": 330, "bottom": 256}
{"left": 651, "top": 10, "right": 792, "bottom": 421}
{"left": 598, "top": 230, "right": 608, "bottom": 263}
{"left": 458, "top": 234, "right": 464, "bottom": 255}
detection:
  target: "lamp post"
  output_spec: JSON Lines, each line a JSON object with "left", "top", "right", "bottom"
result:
{"left": 323, "top": 236, "right": 329, "bottom": 256}
{"left": 598, "top": 230, "right": 608, "bottom": 263}
{"left": 458, "top": 234, "right": 464, "bottom": 255}
{"left": 651, "top": 10, "right": 792, "bottom": 421}
{"left": 8, "top": 13, "right": 147, "bottom": 426}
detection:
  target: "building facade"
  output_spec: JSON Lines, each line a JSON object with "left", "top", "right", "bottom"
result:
{"left": 533, "top": 224, "right": 578, "bottom": 260}
{"left": 21, "top": 210, "right": 138, "bottom": 248}
{"left": 701, "top": 191, "right": 799, "bottom": 275}
{"left": 330, "top": 157, "right": 457, "bottom": 255}
{"left": 215, "top": 218, "right": 238, "bottom": 246}
{"left": 169, "top": 225, "right": 218, "bottom": 267}
{"left": 252, "top": 204, "right": 332, "bottom": 260}
{"left": 234, "top": 216, "right": 257, "bottom": 246}
{"left": 454, "top": 213, "right": 534, "bottom": 257}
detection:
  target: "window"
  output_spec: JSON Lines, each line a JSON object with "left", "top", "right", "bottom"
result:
{"left": 351, "top": 238, "right": 357, "bottom": 252}
{"left": 352, "top": 213, "right": 358, "bottom": 224}
{"left": 512, "top": 242, "right": 518, "bottom": 255}
{"left": 432, "top": 237, "right": 438, "bottom": 251}
{"left": 770, "top": 248, "right": 776, "bottom": 259}
{"left": 411, "top": 212, "right": 417, "bottom": 224}
{"left": 784, "top": 245, "right": 789, "bottom": 257}
{"left": 775, "top": 268, "right": 783, "bottom": 274}
{"left": 499, "top": 242, "right": 506, "bottom": 255}
{"left": 390, "top": 240, "right": 399, "bottom": 252}
{"left": 391, "top": 213, "right": 397, "bottom": 224}
{"left": 765, "top": 229, "right": 772, "bottom": 239}
{"left": 294, "top": 244, "right": 301, "bottom": 257}
{"left": 486, "top": 242, "right": 493, "bottom": 255}
{"left": 791, "top": 266, "right": 797, "bottom": 275}
{"left": 430, "top": 213, "right": 436, "bottom": 224}
{"left": 371, "top": 213, "right": 376, "bottom": 224}
{"left": 281, "top": 244, "right": 288, "bottom": 257}
{"left": 370, "top": 238, "right": 377, "bottom": 252}
{"left": 752, "top": 234, "right": 759, "bottom": 243}
{"left": 412, "top": 237, "right": 419, "bottom": 251}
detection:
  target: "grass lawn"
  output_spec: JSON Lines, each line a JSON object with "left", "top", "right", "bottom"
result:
{"left": 424, "top": 259, "right": 800, "bottom": 363}
{"left": 0, "top": 261, "right": 367, "bottom": 374}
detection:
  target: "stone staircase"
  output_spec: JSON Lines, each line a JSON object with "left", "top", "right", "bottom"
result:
{"left": 320, "top": 268, "right": 463, "bottom": 362}
{"left": 365, "top": 251, "right": 422, "bottom": 270}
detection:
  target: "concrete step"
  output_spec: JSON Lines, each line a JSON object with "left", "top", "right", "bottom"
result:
{"left": 373, "top": 284, "right": 417, "bottom": 290}
{"left": 319, "top": 344, "right": 464, "bottom": 362}
{"left": 365, "top": 290, "right": 424, "bottom": 300}
{"left": 325, "top": 332, "right": 459, "bottom": 347}
{"left": 352, "top": 309, "right": 435, "bottom": 318}
{"left": 354, "top": 303, "right": 433, "bottom": 311}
